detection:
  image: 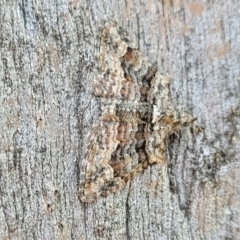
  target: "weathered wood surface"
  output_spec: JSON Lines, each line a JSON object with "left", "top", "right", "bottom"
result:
{"left": 0, "top": 0, "right": 239, "bottom": 239}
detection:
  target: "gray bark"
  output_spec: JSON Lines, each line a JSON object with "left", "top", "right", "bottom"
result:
{"left": 0, "top": 0, "right": 239, "bottom": 239}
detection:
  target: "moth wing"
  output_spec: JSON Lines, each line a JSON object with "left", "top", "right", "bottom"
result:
{"left": 79, "top": 116, "right": 124, "bottom": 202}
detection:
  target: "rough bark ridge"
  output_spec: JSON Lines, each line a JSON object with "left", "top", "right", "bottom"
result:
{"left": 0, "top": 1, "right": 239, "bottom": 239}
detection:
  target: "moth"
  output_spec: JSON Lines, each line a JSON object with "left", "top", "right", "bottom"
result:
{"left": 79, "top": 21, "right": 193, "bottom": 202}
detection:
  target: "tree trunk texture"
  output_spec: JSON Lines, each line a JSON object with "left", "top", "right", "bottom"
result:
{"left": 0, "top": 0, "right": 239, "bottom": 239}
